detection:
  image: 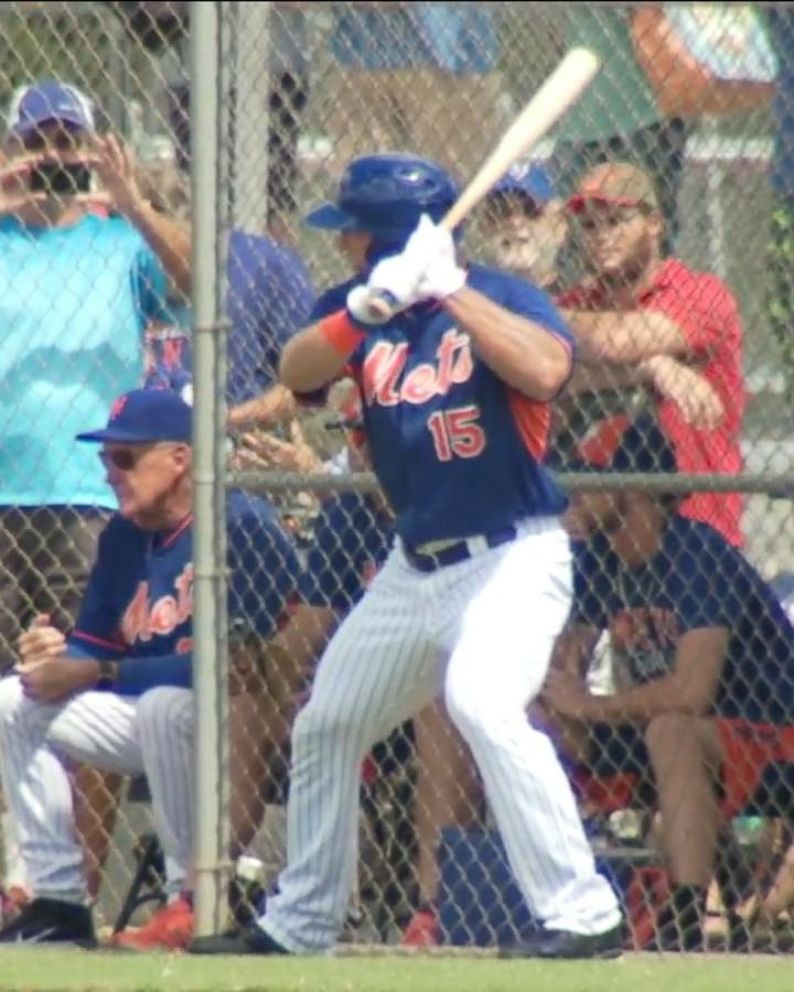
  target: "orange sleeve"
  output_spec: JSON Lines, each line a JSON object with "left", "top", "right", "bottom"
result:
{"left": 508, "top": 389, "right": 552, "bottom": 461}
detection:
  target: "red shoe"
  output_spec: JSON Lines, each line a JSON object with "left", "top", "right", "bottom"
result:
{"left": 110, "top": 896, "right": 194, "bottom": 951}
{"left": 402, "top": 907, "right": 440, "bottom": 948}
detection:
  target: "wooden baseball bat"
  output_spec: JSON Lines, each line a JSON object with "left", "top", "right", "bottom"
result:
{"left": 367, "top": 47, "right": 601, "bottom": 319}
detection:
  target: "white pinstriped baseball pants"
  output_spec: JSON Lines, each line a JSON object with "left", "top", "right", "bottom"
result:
{"left": 0, "top": 676, "right": 190, "bottom": 903}
{"left": 262, "top": 517, "right": 621, "bottom": 953}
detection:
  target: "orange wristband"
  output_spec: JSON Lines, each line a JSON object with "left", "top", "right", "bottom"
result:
{"left": 318, "top": 311, "right": 366, "bottom": 356}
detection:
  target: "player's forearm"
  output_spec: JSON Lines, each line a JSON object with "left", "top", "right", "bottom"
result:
{"left": 122, "top": 198, "right": 192, "bottom": 296}
{"left": 584, "top": 674, "right": 709, "bottom": 724}
{"left": 563, "top": 361, "right": 653, "bottom": 394}
{"left": 563, "top": 354, "right": 697, "bottom": 393}
{"left": 228, "top": 383, "right": 297, "bottom": 431}
{"left": 442, "top": 286, "right": 571, "bottom": 400}
{"left": 279, "top": 315, "right": 364, "bottom": 394}
{"left": 560, "top": 309, "right": 687, "bottom": 364}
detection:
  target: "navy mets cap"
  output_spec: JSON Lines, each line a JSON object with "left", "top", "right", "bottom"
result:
{"left": 76, "top": 389, "right": 192, "bottom": 445}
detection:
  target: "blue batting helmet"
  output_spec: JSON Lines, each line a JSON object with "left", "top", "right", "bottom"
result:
{"left": 305, "top": 153, "right": 459, "bottom": 244}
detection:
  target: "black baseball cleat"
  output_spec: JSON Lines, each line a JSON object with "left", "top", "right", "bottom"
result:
{"left": 0, "top": 897, "right": 97, "bottom": 947}
{"left": 189, "top": 924, "right": 290, "bottom": 956}
{"left": 500, "top": 923, "right": 624, "bottom": 960}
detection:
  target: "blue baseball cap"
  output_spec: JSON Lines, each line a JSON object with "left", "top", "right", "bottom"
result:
{"left": 6, "top": 80, "right": 96, "bottom": 138}
{"left": 492, "top": 163, "right": 555, "bottom": 205}
{"left": 76, "top": 389, "right": 192, "bottom": 445}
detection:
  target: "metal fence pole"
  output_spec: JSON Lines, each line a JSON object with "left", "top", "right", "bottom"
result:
{"left": 190, "top": 0, "right": 229, "bottom": 938}
{"left": 232, "top": 1, "right": 271, "bottom": 233}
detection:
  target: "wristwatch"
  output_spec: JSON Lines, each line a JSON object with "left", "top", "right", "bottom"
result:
{"left": 95, "top": 659, "right": 118, "bottom": 690}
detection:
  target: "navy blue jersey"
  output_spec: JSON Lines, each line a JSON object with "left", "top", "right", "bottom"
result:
{"left": 311, "top": 264, "right": 572, "bottom": 545}
{"left": 298, "top": 492, "right": 393, "bottom": 613}
{"left": 66, "top": 490, "right": 300, "bottom": 696}
{"left": 572, "top": 516, "right": 794, "bottom": 725}
{"left": 226, "top": 230, "right": 315, "bottom": 401}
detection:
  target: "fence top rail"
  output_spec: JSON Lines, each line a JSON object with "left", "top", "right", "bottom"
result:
{"left": 229, "top": 470, "right": 794, "bottom": 498}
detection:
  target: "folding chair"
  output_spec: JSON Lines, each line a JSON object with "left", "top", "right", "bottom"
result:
{"left": 112, "top": 776, "right": 167, "bottom": 934}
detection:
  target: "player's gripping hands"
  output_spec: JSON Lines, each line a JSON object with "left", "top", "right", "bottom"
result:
{"left": 346, "top": 214, "right": 467, "bottom": 326}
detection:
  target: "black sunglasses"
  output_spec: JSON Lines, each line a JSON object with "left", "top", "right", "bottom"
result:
{"left": 98, "top": 448, "right": 145, "bottom": 471}
{"left": 98, "top": 443, "right": 179, "bottom": 471}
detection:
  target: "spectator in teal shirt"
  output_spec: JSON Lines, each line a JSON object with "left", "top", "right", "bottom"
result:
{"left": 0, "top": 80, "right": 171, "bottom": 672}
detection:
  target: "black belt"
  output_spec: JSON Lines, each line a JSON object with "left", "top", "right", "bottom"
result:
{"left": 403, "top": 526, "right": 518, "bottom": 573}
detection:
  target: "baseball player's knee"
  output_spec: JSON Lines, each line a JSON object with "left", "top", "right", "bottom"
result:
{"left": 444, "top": 674, "right": 526, "bottom": 744}
{"left": 135, "top": 686, "right": 193, "bottom": 742}
{"left": 0, "top": 674, "right": 27, "bottom": 728}
{"left": 291, "top": 692, "right": 369, "bottom": 757}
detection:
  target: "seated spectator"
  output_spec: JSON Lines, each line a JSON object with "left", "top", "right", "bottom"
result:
{"left": 542, "top": 414, "right": 794, "bottom": 951}
{"left": 477, "top": 163, "right": 568, "bottom": 292}
{"left": 0, "top": 390, "right": 300, "bottom": 948}
{"left": 557, "top": 161, "right": 745, "bottom": 547}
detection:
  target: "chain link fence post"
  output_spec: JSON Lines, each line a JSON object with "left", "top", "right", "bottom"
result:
{"left": 189, "top": 0, "right": 229, "bottom": 940}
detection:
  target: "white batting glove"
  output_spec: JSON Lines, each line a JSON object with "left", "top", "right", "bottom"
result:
{"left": 401, "top": 213, "right": 447, "bottom": 265}
{"left": 346, "top": 284, "right": 391, "bottom": 326}
{"left": 367, "top": 251, "right": 426, "bottom": 309}
{"left": 345, "top": 215, "right": 465, "bottom": 323}
{"left": 414, "top": 223, "right": 467, "bottom": 300}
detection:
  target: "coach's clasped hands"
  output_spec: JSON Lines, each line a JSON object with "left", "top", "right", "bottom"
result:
{"left": 347, "top": 214, "right": 466, "bottom": 325}
{"left": 15, "top": 614, "right": 101, "bottom": 703}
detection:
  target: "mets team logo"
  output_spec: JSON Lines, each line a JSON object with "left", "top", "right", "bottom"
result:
{"left": 361, "top": 328, "right": 473, "bottom": 407}
{"left": 360, "top": 328, "right": 492, "bottom": 462}
{"left": 110, "top": 394, "right": 130, "bottom": 420}
{"left": 121, "top": 565, "right": 194, "bottom": 646}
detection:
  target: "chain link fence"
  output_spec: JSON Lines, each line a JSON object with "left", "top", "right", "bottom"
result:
{"left": 1, "top": 0, "right": 794, "bottom": 958}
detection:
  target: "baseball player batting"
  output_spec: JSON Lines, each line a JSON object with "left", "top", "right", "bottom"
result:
{"left": 191, "top": 153, "right": 622, "bottom": 960}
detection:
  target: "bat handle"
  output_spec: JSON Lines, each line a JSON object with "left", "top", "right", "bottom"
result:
{"left": 361, "top": 288, "right": 401, "bottom": 323}
{"left": 360, "top": 213, "right": 460, "bottom": 323}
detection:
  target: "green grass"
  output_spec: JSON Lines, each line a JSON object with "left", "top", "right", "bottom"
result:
{"left": 0, "top": 950, "right": 791, "bottom": 992}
